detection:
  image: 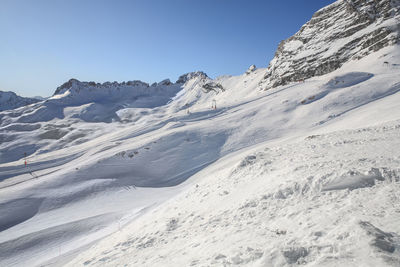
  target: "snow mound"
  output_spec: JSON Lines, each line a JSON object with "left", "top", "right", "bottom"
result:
{"left": 322, "top": 170, "right": 383, "bottom": 191}
{"left": 359, "top": 221, "right": 398, "bottom": 254}
{"left": 325, "top": 72, "right": 374, "bottom": 89}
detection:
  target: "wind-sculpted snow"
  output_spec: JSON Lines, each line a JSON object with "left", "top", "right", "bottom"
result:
{"left": 66, "top": 130, "right": 227, "bottom": 188}
{"left": 0, "top": 213, "right": 119, "bottom": 267}
{"left": 325, "top": 72, "right": 374, "bottom": 89}
{"left": 0, "top": 198, "right": 44, "bottom": 232}
{"left": 67, "top": 120, "right": 400, "bottom": 267}
{"left": 300, "top": 72, "right": 374, "bottom": 105}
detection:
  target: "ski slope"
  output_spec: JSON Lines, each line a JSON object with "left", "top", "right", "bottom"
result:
{"left": 0, "top": 44, "right": 400, "bottom": 266}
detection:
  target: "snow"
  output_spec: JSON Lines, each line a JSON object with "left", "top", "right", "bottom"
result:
{"left": 0, "top": 91, "right": 40, "bottom": 112}
{"left": 0, "top": 40, "right": 400, "bottom": 267}
{"left": 49, "top": 90, "right": 70, "bottom": 100}
{"left": 66, "top": 120, "right": 400, "bottom": 267}
{"left": 284, "top": 39, "right": 303, "bottom": 52}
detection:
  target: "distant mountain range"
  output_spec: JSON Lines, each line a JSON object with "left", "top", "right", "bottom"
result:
{"left": 0, "top": 91, "right": 40, "bottom": 112}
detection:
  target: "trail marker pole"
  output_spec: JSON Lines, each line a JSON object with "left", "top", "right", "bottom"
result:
{"left": 212, "top": 99, "right": 217, "bottom": 110}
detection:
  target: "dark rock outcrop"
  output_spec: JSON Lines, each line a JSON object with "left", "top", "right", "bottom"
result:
{"left": 245, "top": 65, "right": 256, "bottom": 75}
{"left": 202, "top": 82, "right": 225, "bottom": 93}
{"left": 176, "top": 71, "right": 208, "bottom": 84}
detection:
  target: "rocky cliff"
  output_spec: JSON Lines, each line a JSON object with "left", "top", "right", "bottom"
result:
{"left": 263, "top": 0, "right": 400, "bottom": 89}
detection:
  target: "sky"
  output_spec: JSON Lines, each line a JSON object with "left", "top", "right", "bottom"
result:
{"left": 0, "top": 0, "right": 336, "bottom": 97}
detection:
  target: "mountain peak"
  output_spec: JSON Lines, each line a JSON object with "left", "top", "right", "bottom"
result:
{"left": 54, "top": 78, "right": 82, "bottom": 95}
{"left": 53, "top": 78, "right": 153, "bottom": 96}
{"left": 262, "top": 0, "right": 400, "bottom": 89}
{"left": 176, "top": 71, "right": 208, "bottom": 84}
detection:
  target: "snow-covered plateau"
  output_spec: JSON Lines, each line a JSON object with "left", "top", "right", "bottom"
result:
{"left": 1, "top": 0, "right": 400, "bottom": 266}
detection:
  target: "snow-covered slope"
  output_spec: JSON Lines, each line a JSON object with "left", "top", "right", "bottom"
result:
{"left": 1, "top": 1, "right": 400, "bottom": 266}
{"left": 262, "top": 0, "right": 400, "bottom": 88}
{"left": 0, "top": 77, "right": 185, "bottom": 163}
{"left": 67, "top": 119, "right": 400, "bottom": 267}
{"left": 0, "top": 91, "right": 40, "bottom": 112}
{"left": 0, "top": 44, "right": 399, "bottom": 267}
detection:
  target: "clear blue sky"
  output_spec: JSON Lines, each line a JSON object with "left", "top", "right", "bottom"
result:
{"left": 0, "top": 0, "right": 336, "bottom": 97}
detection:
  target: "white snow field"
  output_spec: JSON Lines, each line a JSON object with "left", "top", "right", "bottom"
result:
{"left": 0, "top": 41, "right": 399, "bottom": 266}
{"left": 63, "top": 45, "right": 400, "bottom": 267}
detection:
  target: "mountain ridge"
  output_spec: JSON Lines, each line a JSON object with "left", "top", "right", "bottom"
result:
{"left": 262, "top": 0, "right": 400, "bottom": 89}
{"left": 0, "top": 91, "right": 40, "bottom": 112}
{"left": 1, "top": 1, "right": 400, "bottom": 265}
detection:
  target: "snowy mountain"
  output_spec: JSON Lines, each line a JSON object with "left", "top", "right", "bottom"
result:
{"left": 0, "top": 91, "right": 40, "bottom": 112}
{"left": 32, "top": 96, "right": 47, "bottom": 101}
{"left": 262, "top": 0, "right": 400, "bottom": 88}
{"left": 0, "top": 75, "right": 199, "bottom": 163}
{"left": 50, "top": 78, "right": 182, "bottom": 111}
{"left": 1, "top": 0, "right": 400, "bottom": 266}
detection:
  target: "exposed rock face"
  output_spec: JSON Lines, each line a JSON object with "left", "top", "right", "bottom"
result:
{"left": 0, "top": 91, "right": 40, "bottom": 111}
{"left": 263, "top": 0, "right": 400, "bottom": 89}
{"left": 176, "top": 71, "right": 208, "bottom": 84}
{"left": 202, "top": 82, "right": 225, "bottom": 93}
{"left": 158, "top": 79, "right": 172, "bottom": 86}
{"left": 246, "top": 65, "right": 257, "bottom": 75}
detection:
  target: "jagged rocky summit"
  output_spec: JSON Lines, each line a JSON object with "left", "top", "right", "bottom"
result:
{"left": 54, "top": 71, "right": 209, "bottom": 97}
{"left": 48, "top": 71, "right": 209, "bottom": 107}
{"left": 176, "top": 71, "right": 208, "bottom": 84}
{"left": 53, "top": 78, "right": 152, "bottom": 96}
{"left": 263, "top": 0, "right": 400, "bottom": 89}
